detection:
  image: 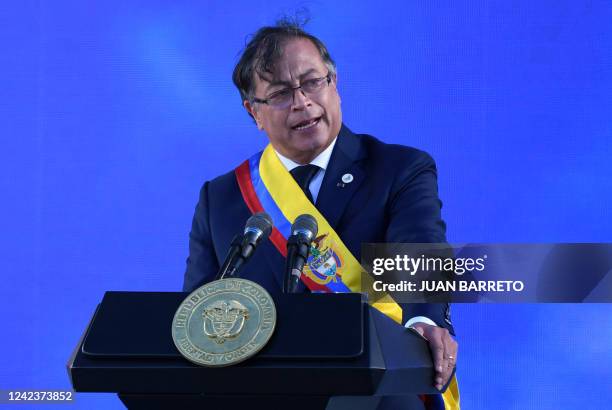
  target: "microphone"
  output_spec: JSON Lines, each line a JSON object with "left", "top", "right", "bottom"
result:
{"left": 218, "top": 212, "right": 273, "bottom": 279}
{"left": 285, "top": 214, "right": 318, "bottom": 293}
{"left": 239, "top": 212, "right": 274, "bottom": 263}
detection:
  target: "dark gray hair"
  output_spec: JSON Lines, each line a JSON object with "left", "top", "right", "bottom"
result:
{"left": 232, "top": 18, "right": 336, "bottom": 113}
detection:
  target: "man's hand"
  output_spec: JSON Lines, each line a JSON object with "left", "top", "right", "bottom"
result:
{"left": 410, "top": 322, "right": 458, "bottom": 391}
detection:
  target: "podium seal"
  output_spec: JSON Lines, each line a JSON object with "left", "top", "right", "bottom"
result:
{"left": 172, "top": 278, "right": 276, "bottom": 367}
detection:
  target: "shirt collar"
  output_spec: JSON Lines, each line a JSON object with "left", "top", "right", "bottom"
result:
{"left": 274, "top": 137, "right": 337, "bottom": 172}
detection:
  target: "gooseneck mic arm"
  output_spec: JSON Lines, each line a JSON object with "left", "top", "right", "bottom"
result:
{"left": 216, "top": 234, "right": 243, "bottom": 280}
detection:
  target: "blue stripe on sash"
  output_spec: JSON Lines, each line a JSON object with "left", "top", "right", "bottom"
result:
{"left": 249, "top": 152, "right": 292, "bottom": 239}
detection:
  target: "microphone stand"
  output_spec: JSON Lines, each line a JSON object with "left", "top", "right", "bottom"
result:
{"left": 217, "top": 234, "right": 243, "bottom": 280}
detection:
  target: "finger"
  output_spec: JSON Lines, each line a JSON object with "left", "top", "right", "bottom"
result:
{"left": 430, "top": 335, "right": 446, "bottom": 389}
{"left": 440, "top": 338, "right": 453, "bottom": 387}
{"left": 433, "top": 329, "right": 455, "bottom": 389}
{"left": 439, "top": 336, "right": 458, "bottom": 388}
{"left": 448, "top": 339, "right": 458, "bottom": 368}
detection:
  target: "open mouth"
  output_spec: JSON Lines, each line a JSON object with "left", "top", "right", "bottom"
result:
{"left": 292, "top": 117, "right": 321, "bottom": 130}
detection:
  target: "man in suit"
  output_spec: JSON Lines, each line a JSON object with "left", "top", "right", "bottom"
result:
{"left": 183, "top": 21, "right": 459, "bottom": 407}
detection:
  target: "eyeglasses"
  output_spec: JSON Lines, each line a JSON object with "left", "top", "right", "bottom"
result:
{"left": 251, "top": 73, "right": 332, "bottom": 109}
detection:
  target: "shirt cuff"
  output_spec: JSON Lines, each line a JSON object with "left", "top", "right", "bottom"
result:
{"left": 404, "top": 316, "right": 438, "bottom": 328}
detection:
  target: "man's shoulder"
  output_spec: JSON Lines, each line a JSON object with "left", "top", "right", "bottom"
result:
{"left": 208, "top": 168, "right": 237, "bottom": 186}
{"left": 196, "top": 167, "right": 240, "bottom": 201}
{"left": 350, "top": 131, "right": 437, "bottom": 170}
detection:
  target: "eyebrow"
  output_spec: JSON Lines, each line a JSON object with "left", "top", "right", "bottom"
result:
{"left": 263, "top": 68, "right": 321, "bottom": 91}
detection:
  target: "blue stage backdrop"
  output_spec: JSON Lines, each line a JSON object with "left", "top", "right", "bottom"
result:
{"left": 1, "top": 1, "right": 611, "bottom": 409}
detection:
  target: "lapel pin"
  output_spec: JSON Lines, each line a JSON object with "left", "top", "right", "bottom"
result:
{"left": 341, "top": 173, "right": 354, "bottom": 184}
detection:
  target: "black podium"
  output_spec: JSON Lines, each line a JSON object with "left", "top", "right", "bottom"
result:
{"left": 68, "top": 291, "right": 441, "bottom": 409}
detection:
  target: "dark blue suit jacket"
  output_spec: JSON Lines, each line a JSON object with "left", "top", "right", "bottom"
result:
{"left": 184, "top": 124, "right": 452, "bottom": 332}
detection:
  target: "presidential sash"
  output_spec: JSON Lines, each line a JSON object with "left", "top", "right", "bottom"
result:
{"left": 235, "top": 145, "right": 460, "bottom": 410}
{"left": 235, "top": 144, "right": 402, "bottom": 323}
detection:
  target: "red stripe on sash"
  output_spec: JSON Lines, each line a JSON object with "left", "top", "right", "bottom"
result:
{"left": 418, "top": 393, "right": 445, "bottom": 410}
{"left": 236, "top": 160, "right": 287, "bottom": 257}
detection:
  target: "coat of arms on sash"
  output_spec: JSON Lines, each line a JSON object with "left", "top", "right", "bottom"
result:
{"left": 304, "top": 233, "right": 344, "bottom": 285}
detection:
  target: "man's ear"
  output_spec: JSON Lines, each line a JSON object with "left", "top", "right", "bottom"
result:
{"left": 243, "top": 100, "right": 264, "bottom": 130}
{"left": 331, "top": 72, "right": 341, "bottom": 104}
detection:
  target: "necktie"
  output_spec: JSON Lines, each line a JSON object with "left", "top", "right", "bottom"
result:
{"left": 290, "top": 164, "right": 320, "bottom": 204}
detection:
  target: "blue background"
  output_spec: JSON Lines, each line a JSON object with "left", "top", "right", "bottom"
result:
{"left": 1, "top": 1, "right": 611, "bottom": 408}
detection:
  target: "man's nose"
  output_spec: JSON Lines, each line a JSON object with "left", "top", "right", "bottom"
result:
{"left": 291, "top": 88, "right": 312, "bottom": 110}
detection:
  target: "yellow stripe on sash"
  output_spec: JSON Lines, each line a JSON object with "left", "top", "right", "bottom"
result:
{"left": 442, "top": 375, "right": 460, "bottom": 410}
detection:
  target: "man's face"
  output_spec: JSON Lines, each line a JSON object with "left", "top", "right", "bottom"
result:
{"left": 244, "top": 38, "right": 342, "bottom": 164}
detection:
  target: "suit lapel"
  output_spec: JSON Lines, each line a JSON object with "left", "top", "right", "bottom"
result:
{"left": 315, "top": 124, "right": 367, "bottom": 230}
